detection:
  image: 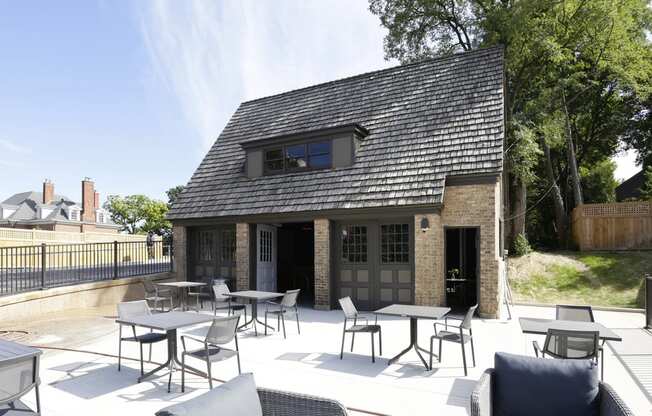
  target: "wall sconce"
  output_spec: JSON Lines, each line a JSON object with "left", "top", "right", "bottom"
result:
{"left": 420, "top": 217, "right": 430, "bottom": 232}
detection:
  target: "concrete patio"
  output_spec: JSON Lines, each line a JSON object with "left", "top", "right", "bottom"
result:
{"left": 2, "top": 304, "right": 650, "bottom": 416}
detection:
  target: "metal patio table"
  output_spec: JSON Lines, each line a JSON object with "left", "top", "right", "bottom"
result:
{"left": 375, "top": 304, "right": 451, "bottom": 369}
{"left": 157, "top": 281, "right": 206, "bottom": 311}
{"left": 224, "top": 290, "right": 284, "bottom": 335}
{"left": 116, "top": 311, "right": 215, "bottom": 392}
{"left": 519, "top": 317, "right": 622, "bottom": 342}
{"left": 0, "top": 339, "right": 42, "bottom": 414}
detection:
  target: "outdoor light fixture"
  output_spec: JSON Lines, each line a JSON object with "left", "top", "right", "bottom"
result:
{"left": 420, "top": 217, "right": 430, "bottom": 232}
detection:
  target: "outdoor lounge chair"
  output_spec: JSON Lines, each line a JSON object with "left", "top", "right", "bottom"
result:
{"left": 430, "top": 304, "right": 477, "bottom": 375}
{"left": 180, "top": 315, "right": 241, "bottom": 392}
{"left": 338, "top": 296, "right": 382, "bottom": 363}
{"left": 157, "top": 373, "right": 348, "bottom": 416}
{"left": 212, "top": 283, "right": 247, "bottom": 319}
{"left": 142, "top": 278, "right": 173, "bottom": 312}
{"left": 471, "top": 352, "right": 633, "bottom": 416}
{"left": 116, "top": 300, "right": 167, "bottom": 376}
{"left": 264, "top": 289, "right": 301, "bottom": 338}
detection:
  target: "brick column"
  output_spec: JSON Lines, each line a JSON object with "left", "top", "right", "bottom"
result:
{"left": 236, "top": 223, "right": 250, "bottom": 291}
{"left": 414, "top": 213, "right": 445, "bottom": 306}
{"left": 314, "top": 218, "right": 331, "bottom": 310}
{"left": 172, "top": 225, "right": 187, "bottom": 281}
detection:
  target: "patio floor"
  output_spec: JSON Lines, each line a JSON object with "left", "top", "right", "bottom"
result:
{"left": 3, "top": 304, "right": 650, "bottom": 416}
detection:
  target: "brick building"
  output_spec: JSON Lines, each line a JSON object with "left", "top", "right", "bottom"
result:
{"left": 0, "top": 178, "right": 119, "bottom": 233}
{"left": 168, "top": 47, "right": 506, "bottom": 317}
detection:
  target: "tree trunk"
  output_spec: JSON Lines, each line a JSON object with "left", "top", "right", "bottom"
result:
{"left": 563, "top": 92, "right": 583, "bottom": 207}
{"left": 510, "top": 175, "right": 527, "bottom": 240}
{"left": 542, "top": 138, "right": 568, "bottom": 245}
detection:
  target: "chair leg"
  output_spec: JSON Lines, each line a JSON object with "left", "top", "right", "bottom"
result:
{"left": 118, "top": 327, "right": 122, "bottom": 371}
{"left": 351, "top": 333, "right": 355, "bottom": 352}
{"left": 167, "top": 366, "right": 173, "bottom": 393}
{"left": 429, "top": 337, "right": 434, "bottom": 370}
{"left": 371, "top": 332, "right": 375, "bottom": 363}
{"left": 206, "top": 357, "right": 213, "bottom": 389}
{"left": 601, "top": 351, "right": 604, "bottom": 381}
{"left": 340, "top": 331, "right": 346, "bottom": 360}
{"left": 181, "top": 354, "right": 186, "bottom": 393}
{"left": 533, "top": 341, "right": 539, "bottom": 358}
{"left": 296, "top": 308, "right": 300, "bottom": 335}
{"left": 378, "top": 328, "right": 383, "bottom": 355}
{"left": 281, "top": 314, "right": 287, "bottom": 339}
{"left": 438, "top": 339, "right": 443, "bottom": 363}
{"left": 470, "top": 337, "right": 476, "bottom": 367}
{"left": 139, "top": 342, "right": 144, "bottom": 376}
{"left": 461, "top": 342, "right": 468, "bottom": 377}
{"left": 236, "top": 352, "right": 242, "bottom": 375}
{"left": 277, "top": 315, "right": 280, "bottom": 331}
{"left": 34, "top": 383, "right": 41, "bottom": 414}
{"left": 265, "top": 311, "right": 269, "bottom": 336}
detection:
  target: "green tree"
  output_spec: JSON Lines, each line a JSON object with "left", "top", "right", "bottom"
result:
{"left": 640, "top": 166, "right": 652, "bottom": 200}
{"left": 104, "top": 195, "right": 170, "bottom": 235}
{"left": 580, "top": 160, "right": 618, "bottom": 203}
{"left": 166, "top": 185, "right": 185, "bottom": 209}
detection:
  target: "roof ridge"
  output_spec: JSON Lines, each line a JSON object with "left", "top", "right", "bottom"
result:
{"left": 240, "top": 45, "right": 504, "bottom": 106}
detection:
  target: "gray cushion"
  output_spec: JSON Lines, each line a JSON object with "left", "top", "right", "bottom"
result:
{"left": 156, "top": 373, "right": 262, "bottom": 416}
{"left": 493, "top": 352, "right": 599, "bottom": 416}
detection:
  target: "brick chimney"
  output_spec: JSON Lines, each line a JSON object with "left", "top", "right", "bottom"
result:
{"left": 42, "top": 179, "right": 54, "bottom": 204}
{"left": 81, "top": 178, "right": 95, "bottom": 222}
{"left": 94, "top": 191, "right": 100, "bottom": 211}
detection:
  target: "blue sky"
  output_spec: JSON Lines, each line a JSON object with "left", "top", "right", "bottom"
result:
{"left": 0, "top": 1, "right": 638, "bottom": 205}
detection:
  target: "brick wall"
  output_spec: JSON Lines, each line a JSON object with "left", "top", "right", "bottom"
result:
{"left": 236, "top": 223, "right": 250, "bottom": 291}
{"left": 414, "top": 213, "right": 444, "bottom": 306}
{"left": 172, "top": 225, "right": 187, "bottom": 281}
{"left": 314, "top": 218, "right": 331, "bottom": 310}
{"left": 440, "top": 179, "right": 503, "bottom": 318}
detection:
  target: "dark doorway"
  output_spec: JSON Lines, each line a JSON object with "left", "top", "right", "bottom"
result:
{"left": 277, "top": 222, "right": 314, "bottom": 306}
{"left": 445, "top": 227, "right": 479, "bottom": 313}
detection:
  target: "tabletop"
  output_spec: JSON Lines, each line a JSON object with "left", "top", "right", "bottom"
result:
{"left": 225, "top": 290, "right": 284, "bottom": 301}
{"left": 0, "top": 339, "right": 41, "bottom": 365}
{"left": 116, "top": 311, "right": 215, "bottom": 331}
{"left": 518, "top": 317, "right": 622, "bottom": 342}
{"left": 158, "top": 281, "right": 206, "bottom": 288}
{"left": 375, "top": 304, "right": 451, "bottom": 320}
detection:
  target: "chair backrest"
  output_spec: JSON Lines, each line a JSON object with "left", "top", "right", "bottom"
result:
{"left": 117, "top": 300, "right": 152, "bottom": 320}
{"left": 461, "top": 304, "right": 479, "bottom": 329}
{"left": 212, "top": 283, "right": 231, "bottom": 303}
{"left": 281, "top": 289, "right": 300, "bottom": 308}
{"left": 338, "top": 297, "right": 358, "bottom": 319}
{"left": 142, "top": 278, "right": 156, "bottom": 294}
{"left": 0, "top": 354, "right": 38, "bottom": 406}
{"left": 556, "top": 304, "right": 595, "bottom": 322}
{"left": 205, "top": 315, "right": 240, "bottom": 345}
{"left": 542, "top": 329, "right": 599, "bottom": 360}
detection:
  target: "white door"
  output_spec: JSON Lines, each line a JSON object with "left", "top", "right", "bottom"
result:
{"left": 256, "top": 224, "right": 277, "bottom": 292}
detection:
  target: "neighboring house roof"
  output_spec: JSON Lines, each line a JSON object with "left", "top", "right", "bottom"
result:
{"left": 616, "top": 170, "right": 645, "bottom": 201}
{"left": 2, "top": 191, "right": 74, "bottom": 206}
{"left": 168, "top": 46, "right": 505, "bottom": 220}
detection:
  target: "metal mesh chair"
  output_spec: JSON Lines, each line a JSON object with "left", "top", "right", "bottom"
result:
{"left": 0, "top": 349, "right": 41, "bottom": 415}
{"left": 142, "top": 278, "right": 173, "bottom": 312}
{"left": 117, "top": 300, "right": 167, "bottom": 376}
{"left": 180, "top": 315, "right": 241, "bottom": 391}
{"left": 338, "top": 297, "right": 382, "bottom": 363}
{"left": 533, "top": 329, "right": 601, "bottom": 377}
{"left": 430, "top": 304, "right": 477, "bottom": 375}
{"left": 188, "top": 276, "right": 215, "bottom": 311}
{"left": 264, "top": 289, "right": 301, "bottom": 339}
{"left": 212, "top": 283, "right": 247, "bottom": 320}
{"left": 555, "top": 304, "right": 605, "bottom": 379}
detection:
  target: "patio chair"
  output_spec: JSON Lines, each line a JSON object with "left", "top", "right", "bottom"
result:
{"left": 471, "top": 352, "right": 633, "bottom": 416}
{"left": 212, "top": 283, "right": 248, "bottom": 320}
{"left": 555, "top": 304, "right": 605, "bottom": 379}
{"left": 142, "top": 277, "right": 173, "bottom": 312}
{"left": 429, "top": 304, "right": 477, "bottom": 375}
{"left": 0, "top": 344, "right": 41, "bottom": 415}
{"left": 180, "top": 315, "right": 241, "bottom": 392}
{"left": 117, "top": 300, "right": 167, "bottom": 377}
{"left": 442, "top": 303, "right": 478, "bottom": 330}
{"left": 188, "top": 276, "right": 215, "bottom": 311}
{"left": 533, "top": 328, "right": 603, "bottom": 380}
{"left": 264, "top": 289, "right": 301, "bottom": 338}
{"left": 338, "top": 296, "right": 382, "bottom": 363}
{"left": 157, "top": 373, "right": 349, "bottom": 416}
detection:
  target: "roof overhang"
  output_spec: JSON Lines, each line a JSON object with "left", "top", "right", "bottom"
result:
{"left": 240, "top": 123, "right": 369, "bottom": 150}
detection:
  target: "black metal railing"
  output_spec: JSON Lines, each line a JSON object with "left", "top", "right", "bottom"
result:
{"left": 0, "top": 240, "right": 173, "bottom": 295}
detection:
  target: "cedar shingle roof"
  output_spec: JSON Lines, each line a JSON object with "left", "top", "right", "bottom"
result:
{"left": 168, "top": 47, "right": 504, "bottom": 220}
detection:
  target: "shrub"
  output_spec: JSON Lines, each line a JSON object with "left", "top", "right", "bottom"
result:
{"left": 512, "top": 233, "right": 532, "bottom": 257}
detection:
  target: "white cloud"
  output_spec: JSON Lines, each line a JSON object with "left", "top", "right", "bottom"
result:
{"left": 612, "top": 148, "right": 641, "bottom": 182}
{"left": 0, "top": 139, "right": 31, "bottom": 154}
{"left": 138, "top": 0, "right": 392, "bottom": 151}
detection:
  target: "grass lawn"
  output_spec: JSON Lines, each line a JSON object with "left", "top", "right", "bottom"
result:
{"left": 509, "top": 251, "right": 652, "bottom": 308}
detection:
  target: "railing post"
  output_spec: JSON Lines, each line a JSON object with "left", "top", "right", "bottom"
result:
{"left": 113, "top": 241, "right": 118, "bottom": 279}
{"left": 40, "top": 243, "right": 46, "bottom": 289}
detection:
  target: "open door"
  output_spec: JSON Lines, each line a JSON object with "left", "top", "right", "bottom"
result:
{"left": 256, "top": 224, "right": 277, "bottom": 292}
{"left": 445, "top": 227, "right": 479, "bottom": 312}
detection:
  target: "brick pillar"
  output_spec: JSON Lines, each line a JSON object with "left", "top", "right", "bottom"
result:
{"left": 172, "top": 225, "right": 187, "bottom": 281}
{"left": 81, "top": 178, "right": 95, "bottom": 222}
{"left": 414, "top": 213, "right": 445, "bottom": 306}
{"left": 236, "top": 223, "right": 250, "bottom": 291}
{"left": 314, "top": 218, "right": 331, "bottom": 310}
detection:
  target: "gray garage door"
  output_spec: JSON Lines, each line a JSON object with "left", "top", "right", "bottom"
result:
{"left": 335, "top": 220, "right": 414, "bottom": 311}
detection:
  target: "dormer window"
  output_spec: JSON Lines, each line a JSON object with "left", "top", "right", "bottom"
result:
{"left": 264, "top": 141, "right": 332, "bottom": 174}
{"left": 70, "top": 209, "right": 79, "bottom": 221}
{"left": 96, "top": 210, "right": 106, "bottom": 224}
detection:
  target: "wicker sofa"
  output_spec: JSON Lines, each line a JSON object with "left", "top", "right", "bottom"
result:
{"left": 471, "top": 353, "right": 633, "bottom": 416}
{"left": 256, "top": 388, "right": 348, "bottom": 416}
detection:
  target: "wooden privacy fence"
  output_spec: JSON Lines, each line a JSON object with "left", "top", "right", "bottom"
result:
{"left": 572, "top": 201, "right": 652, "bottom": 251}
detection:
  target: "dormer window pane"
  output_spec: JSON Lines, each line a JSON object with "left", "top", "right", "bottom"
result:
{"left": 285, "top": 144, "right": 306, "bottom": 169}
{"left": 265, "top": 148, "right": 283, "bottom": 172}
{"left": 308, "top": 141, "right": 331, "bottom": 168}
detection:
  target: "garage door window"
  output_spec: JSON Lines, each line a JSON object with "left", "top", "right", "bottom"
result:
{"left": 381, "top": 224, "right": 409, "bottom": 263}
{"left": 342, "top": 225, "right": 367, "bottom": 263}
